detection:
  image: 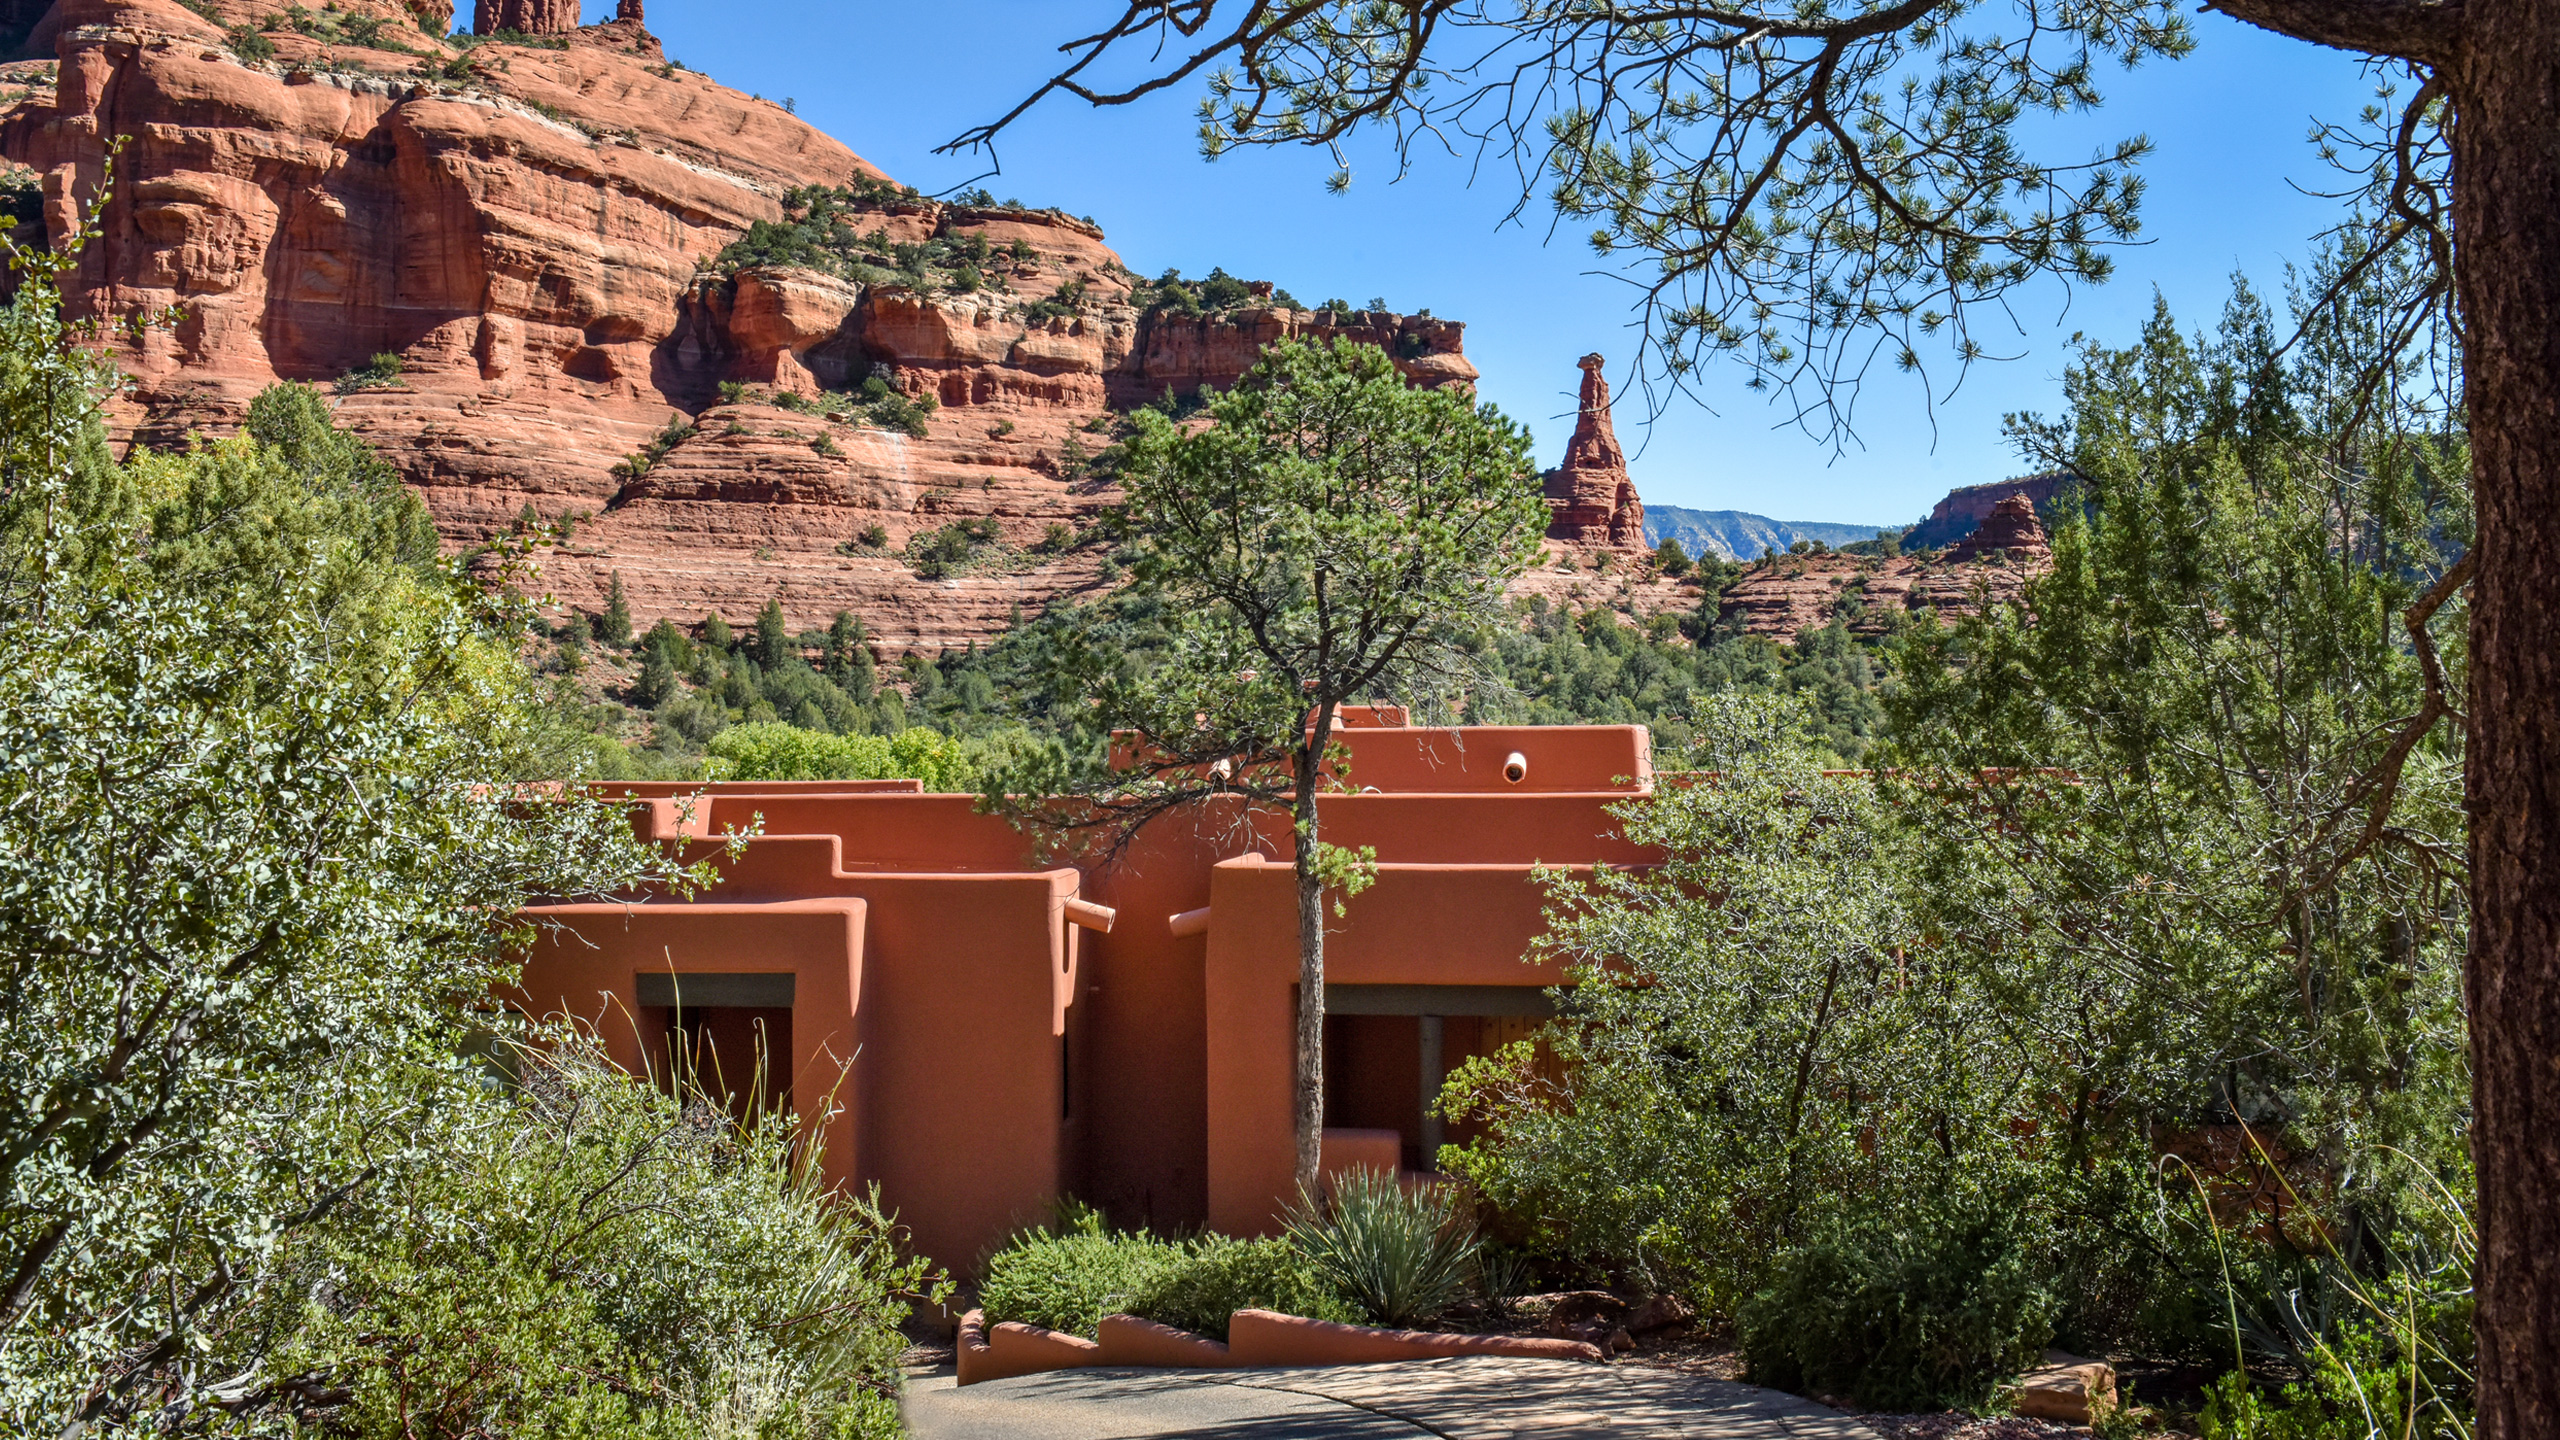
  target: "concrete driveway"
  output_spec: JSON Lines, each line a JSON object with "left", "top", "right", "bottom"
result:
{"left": 903, "top": 1355, "right": 1880, "bottom": 1439}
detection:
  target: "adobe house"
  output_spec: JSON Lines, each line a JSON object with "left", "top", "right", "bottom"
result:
{"left": 513, "top": 710, "right": 1658, "bottom": 1270}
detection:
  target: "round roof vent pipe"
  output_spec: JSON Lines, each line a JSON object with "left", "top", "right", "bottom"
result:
{"left": 1502, "top": 751, "right": 1528, "bottom": 784}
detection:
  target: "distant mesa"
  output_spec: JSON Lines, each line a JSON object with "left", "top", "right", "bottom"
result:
{"left": 1540, "top": 354, "right": 1646, "bottom": 555}
{"left": 1644, "top": 507, "right": 1893, "bottom": 563}
{"left": 1712, "top": 489, "right": 2050, "bottom": 641}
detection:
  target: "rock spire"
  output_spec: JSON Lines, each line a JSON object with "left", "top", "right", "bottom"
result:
{"left": 1541, "top": 353, "right": 1646, "bottom": 552}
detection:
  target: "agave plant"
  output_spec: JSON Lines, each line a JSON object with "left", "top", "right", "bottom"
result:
{"left": 1284, "top": 1170, "right": 1481, "bottom": 1329}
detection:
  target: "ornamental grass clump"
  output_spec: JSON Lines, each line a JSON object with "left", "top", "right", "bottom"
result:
{"left": 1283, "top": 1170, "right": 1481, "bottom": 1329}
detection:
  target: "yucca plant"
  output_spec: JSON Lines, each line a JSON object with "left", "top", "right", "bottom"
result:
{"left": 1284, "top": 1171, "right": 1481, "bottom": 1329}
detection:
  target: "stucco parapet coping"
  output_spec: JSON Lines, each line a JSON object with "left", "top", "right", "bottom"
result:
{"left": 954, "top": 1308, "right": 1602, "bottom": 1386}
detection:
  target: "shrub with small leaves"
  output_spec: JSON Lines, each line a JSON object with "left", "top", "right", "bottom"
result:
{"left": 1126, "top": 1235, "right": 1355, "bottom": 1341}
{"left": 1736, "top": 1192, "right": 2060, "bottom": 1412}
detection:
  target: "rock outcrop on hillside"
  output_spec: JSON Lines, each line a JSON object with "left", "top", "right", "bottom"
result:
{"left": 0, "top": 0, "right": 1478, "bottom": 654}
{"left": 1714, "top": 497, "right": 2049, "bottom": 640}
{"left": 1902, "top": 469, "right": 2071, "bottom": 550}
{"left": 1941, "top": 493, "right": 2051, "bottom": 564}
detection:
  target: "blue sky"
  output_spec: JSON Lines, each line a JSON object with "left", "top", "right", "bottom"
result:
{"left": 605, "top": 3, "right": 2379, "bottom": 529}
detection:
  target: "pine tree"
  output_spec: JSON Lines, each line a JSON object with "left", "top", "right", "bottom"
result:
{"left": 600, "top": 572, "right": 633, "bottom": 647}
{"left": 980, "top": 337, "right": 1547, "bottom": 1194}
{"left": 633, "top": 646, "right": 677, "bottom": 708}
{"left": 755, "top": 598, "right": 791, "bottom": 670}
{"left": 824, "top": 610, "right": 875, "bottom": 701}
{"left": 643, "top": 618, "right": 689, "bottom": 669}
{"left": 701, "top": 612, "right": 733, "bottom": 651}
{"left": 824, "top": 610, "right": 856, "bottom": 674}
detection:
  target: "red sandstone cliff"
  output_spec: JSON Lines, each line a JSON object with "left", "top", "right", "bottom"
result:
{"left": 0, "top": 0, "right": 1479, "bottom": 654}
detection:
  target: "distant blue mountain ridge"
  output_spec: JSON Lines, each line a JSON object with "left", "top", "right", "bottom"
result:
{"left": 1642, "top": 505, "right": 1898, "bottom": 562}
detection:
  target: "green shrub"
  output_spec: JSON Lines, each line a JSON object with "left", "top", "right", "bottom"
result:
{"left": 333, "top": 351, "right": 405, "bottom": 393}
{"left": 904, "top": 516, "right": 1012, "bottom": 579}
{"left": 705, "top": 722, "right": 980, "bottom": 790}
{"left": 266, "top": 1029, "right": 938, "bottom": 1440}
{"left": 1283, "top": 1171, "right": 1479, "bottom": 1329}
{"left": 832, "top": 376, "right": 936, "bottom": 438}
{"left": 978, "top": 1226, "right": 1178, "bottom": 1338}
{"left": 1736, "top": 1198, "right": 2059, "bottom": 1412}
{"left": 612, "top": 415, "right": 697, "bottom": 482}
{"left": 978, "top": 1223, "right": 1355, "bottom": 1342}
{"left": 2198, "top": 1314, "right": 2468, "bottom": 1440}
{"left": 1125, "top": 1235, "right": 1354, "bottom": 1341}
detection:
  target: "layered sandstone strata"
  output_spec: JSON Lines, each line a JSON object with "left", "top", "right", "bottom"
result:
{"left": 0, "top": 0, "right": 1477, "bottom": 655}
{"left": 472, "top": 0, "right": 574, "bottom": 35}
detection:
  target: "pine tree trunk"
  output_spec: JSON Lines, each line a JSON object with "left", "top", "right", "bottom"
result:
{"left": 1291, "top": 703, "right": 1338, "bottom": 1199}
{"left": 1293, "top": 825, "right": 1325, "bottom": 1197}
{"left": 2448, "top": 9, "right": 2560, "bottom": 1437}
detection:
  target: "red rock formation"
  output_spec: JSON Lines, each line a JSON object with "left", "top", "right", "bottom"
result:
{"left": 1941, "top": 492, "right": 2050, "bottom": 564}
{"left": 1712, "top": 535, "right": 2046, "bottom": 642}
{"left": 615, "top": 0, "right": 642, "bottom": 22}
{"left": 473, "top": 0, "right": 574, "bottom": 35}
{"left": 0, "top": 0, "right": 1479, "bottom": 655}
{"left": 1903, "top": 470, "right": 2070, "bottom": 551}
{"left": 1540, "top": 354, "right": 1644, "bottom": 554}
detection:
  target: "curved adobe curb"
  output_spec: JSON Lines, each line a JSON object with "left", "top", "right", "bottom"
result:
{"left": 1098, "top": 1313, "right": 1234, "bottom": 1367}
{"left": 1227, "top": 1308, "right": 1607, "bottom": 1365}
{"left": 956, "top": 1310, "right": 1103, "bottom": 1385}
{"left": 955, "top": 1306, "right": 1603, "bottom": 1385}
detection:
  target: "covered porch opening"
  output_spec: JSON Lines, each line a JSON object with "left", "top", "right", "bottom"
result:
{"left": 1320, "top": 983, "right": 1557, "bottom": 1174}
{"left": 636, "top": 971, "right": 796, "bottom": 1121}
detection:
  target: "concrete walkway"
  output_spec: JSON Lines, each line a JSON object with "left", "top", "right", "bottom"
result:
{"left": 903, "top": 1355, "right": 1881, "bottom": 1439}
